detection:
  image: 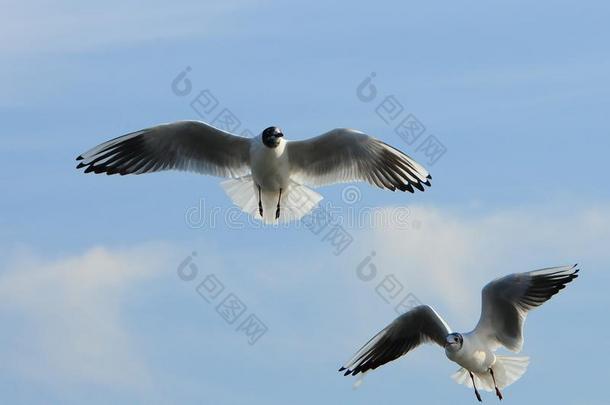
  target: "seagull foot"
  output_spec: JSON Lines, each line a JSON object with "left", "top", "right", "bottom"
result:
{"left": 495, "top": 387, "right": 503, "bottom": 400}
{"left": 257, "top": 185, "right": 263, "bottom": 218}
{"left": 275, "top": 188, "right": 282, "bottom": 220}
{"left": 469, "top": 371, "right": 482, "bottom": 402}
{"left": 489, "top": 368, "right": 502, "bottom": 400}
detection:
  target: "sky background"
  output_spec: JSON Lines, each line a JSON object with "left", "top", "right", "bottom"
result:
{"left": 1, "top": 0, "right": 609, "bottom": 404}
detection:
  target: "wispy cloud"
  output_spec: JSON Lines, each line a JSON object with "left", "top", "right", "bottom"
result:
{"left": 0, "top": 0, "right": 264, "bottom": 54}
{"left": 355, "top": 204, "right": 610, "bottom": 328}
{"left": 0, "top": 243, "right": 174, "bottom": 392}
{"left": 0, "top": 203, "right": 608, "bottom": 400}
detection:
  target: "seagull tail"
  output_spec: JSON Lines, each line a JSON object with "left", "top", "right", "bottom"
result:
{"left": 450, "top": 356, "right": 530, "bottom": 392}
{"left": 279, "top": 181, "right": 323, "bottom": 223}
{"left": 221, "top": 177, "right": 322, "bottom": 224}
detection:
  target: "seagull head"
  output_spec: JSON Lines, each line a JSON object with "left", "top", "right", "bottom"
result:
{"left": 444, "top": 333, "right": 463, "bottom": 352}
{"left": 262, "top": 126, "right": 284, "bottom": 148}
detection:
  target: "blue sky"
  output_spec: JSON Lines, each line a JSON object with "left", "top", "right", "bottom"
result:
{"left": 1, "top": 1, "right": 609, "bottom": 404}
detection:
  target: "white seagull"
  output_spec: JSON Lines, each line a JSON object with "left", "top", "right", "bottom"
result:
{"left": 339, "top": 265, "right": 579, "bottom": 401}
{"left": 76, "top": 121, "right": 431, "bottom": 222}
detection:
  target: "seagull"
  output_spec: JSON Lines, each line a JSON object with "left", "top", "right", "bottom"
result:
{"left": 339, "top": 265, "right": 579, "bottom": 401}
{"left": 76, "top": 121, "right": 431, "bottom": 222}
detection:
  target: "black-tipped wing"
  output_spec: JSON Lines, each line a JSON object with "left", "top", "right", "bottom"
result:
{"left": 339, "top": 305, "right": 451, "bottom": 376}
{"left": 473, "top": 265, "right": 579, "bottom": 352}
{"left": 76, "top": 121, "right": 251, "bottom": 178}
{"left": 287, "top": 129, "right": 431, "bottom": 192}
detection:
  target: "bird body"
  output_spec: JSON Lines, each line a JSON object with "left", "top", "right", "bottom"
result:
{"left": 446, "top": 332, "right": 496, "bottom": 374}
{"left": 340, "top": 265, "right": 579, "bottom": 401}
{"left": 249, "top": 134, "right": 290, "bottom": 191}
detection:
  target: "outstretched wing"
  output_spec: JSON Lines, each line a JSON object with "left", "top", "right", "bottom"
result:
{"left": 76, "top": 121, "right": 251, "bottom": 178}
{"left": 287, "top": 128, "right": 431, "bottom": 192}
{"left": 473, "top": 265, "right": 579, "bottom": 352}
{"left": 340, "top": 305, "right": 451, "bottom": 376}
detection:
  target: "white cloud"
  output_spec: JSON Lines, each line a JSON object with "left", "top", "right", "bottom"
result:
{"left": 353, "top": 204, "right": 610, "bottom": 328}
{"left": 0, "top": 203, "right": 608, "bottom": 400}
{"left": 0, "top": 243, "right": 175, "bottom": 391}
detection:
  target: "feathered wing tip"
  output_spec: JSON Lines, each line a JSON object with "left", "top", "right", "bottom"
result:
{"left": 221, "top": 177, "right": 323, "bottom": 224}
{"left": 451, "top": 356, "right": 530, "bottom": 392}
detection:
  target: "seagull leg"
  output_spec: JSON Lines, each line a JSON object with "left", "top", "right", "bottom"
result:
{"left": 258, "top": 185, "right": 263, "bottom": 217}
{"left": 275, "top": 188, "right": 282, "bottom": 220}
{"left": 489, "top": 368, "right": 503, "bottom": 400}
{"left": 469, "top": 371, "right": 482, "bottom": 402}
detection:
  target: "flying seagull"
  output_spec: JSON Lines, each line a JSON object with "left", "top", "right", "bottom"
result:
{"left": 339, "top": 265, "right": 579, "bottom": 401}
{"left": 76, "top": 121, "right": 431, "bottom": 222}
